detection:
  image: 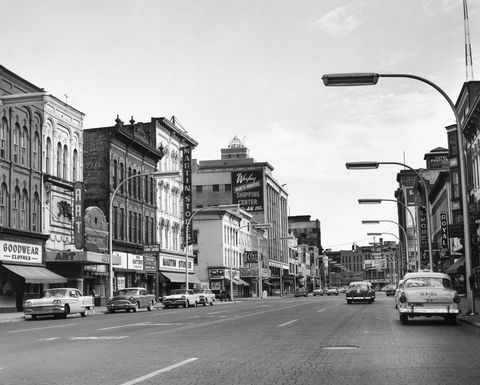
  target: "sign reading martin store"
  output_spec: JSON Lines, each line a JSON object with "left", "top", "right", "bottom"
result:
{"left": 231, "top": 170, "right": 264, "bottom": 212}
{"left": 0, "top": 241, "right": 42, "bottom": 264}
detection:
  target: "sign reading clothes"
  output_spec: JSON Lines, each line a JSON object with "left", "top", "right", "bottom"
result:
{"left": 0, "top": 240, "right": 42, "bottom": 264}
{"left": 231, "top": 170, "right": 264, "bottom": 212}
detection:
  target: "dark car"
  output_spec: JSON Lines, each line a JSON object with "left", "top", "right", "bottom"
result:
{"left": 107, "top": 287, "right": 156, "bottom": 312}
{"left": 345, "top": 281, "right": 375, "bottom": 304}
{"left": 385, "top": 285, "right": 396, "bottom": 296}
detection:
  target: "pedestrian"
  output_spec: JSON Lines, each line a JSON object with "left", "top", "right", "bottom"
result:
{"left": 262, "top": 290, "right": 268, "bottom": 299}
{"left": 221, "top": 290, "right": 226, "bottom": 302}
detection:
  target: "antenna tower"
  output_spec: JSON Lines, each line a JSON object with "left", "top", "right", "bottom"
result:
{"left": 463, "top": 0, "right": 475, "bottom": 81}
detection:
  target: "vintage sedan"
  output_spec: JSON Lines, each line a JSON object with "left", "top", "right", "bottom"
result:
{"left": 162, "top": 289, "right": 198, "bottom": 308}
{"left": 23, "top": 288, "right": 95, "bottom": 319}
{"left": 192, "top": 288, "right": 215, "bottom": 306}
{"left": 397, "top": 272, "right": 460, "bottom": 325}
{"left": 107, "top": 287, "right": 156, "bottom": 313}
{"left": 345, "top": 281, "right": 375, "bottom": 304}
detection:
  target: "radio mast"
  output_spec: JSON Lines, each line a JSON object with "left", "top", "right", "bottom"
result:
{"left": 463, "top": 0, "right": 475, "bottom": 81}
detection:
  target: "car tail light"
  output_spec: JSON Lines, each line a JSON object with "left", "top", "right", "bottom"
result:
{"left": 399, "top": 293, "right": 407, "bottom": 303}
{"left": 453, "top": 295, "right": 460, "bottom": 303}
{"left": 181, "top": 295, "right": 186, "bottom": 300}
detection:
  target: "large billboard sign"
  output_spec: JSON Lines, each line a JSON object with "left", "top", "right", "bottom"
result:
{"left": 231, "top": 170, "right": 264, "bottom": 211}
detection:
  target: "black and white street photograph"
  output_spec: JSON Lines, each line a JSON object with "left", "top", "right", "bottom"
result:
{"left": 1, "top": 1, "right": 480, "bottom": 384}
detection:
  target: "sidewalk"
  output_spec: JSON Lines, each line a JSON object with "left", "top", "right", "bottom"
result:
{"left": 457, "top": 295, "right": 480, "bottom": 327}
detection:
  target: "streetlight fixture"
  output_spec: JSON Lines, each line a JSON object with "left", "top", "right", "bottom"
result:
{"left": 358, "top": 198, "right": 418, "bottom": 271}
{"left": 109, "top": 170, "right": 179, "bottom": 298}
{"left": 362, "top": 219, "right": 411, "bottom": 272}
{"left": 324, "top": 72, "right": 474, "bottom": 314}
{"left": 347, "top": 161, "right": 433, "bottom": 272}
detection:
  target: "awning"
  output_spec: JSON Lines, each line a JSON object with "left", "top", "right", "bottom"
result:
{"left": 236, "top": 278, "right": 250, "bottom": 286}
{"left": 3, "top": 264, "right": 67, "bottom": 284}
{"left": 446, "top": 257, "right": 465, "bottom": 274}
{"left": 161, "top": 271, "right": 202, "bottom": 284}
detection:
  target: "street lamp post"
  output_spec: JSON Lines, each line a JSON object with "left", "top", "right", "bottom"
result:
{"left": 358, "top": 198, "right": 419, "bottom": 271}
{"left": 109, "top": 171, "right": 179, "bottom": 298}
{"left": 362, "top": 220, "right": 411, "bottom": 272}
{"left": 323, "top": 72, "right": 474, "bottom": 314}
{"left": 347, "top": 161, "right": 433, "bottom": 271}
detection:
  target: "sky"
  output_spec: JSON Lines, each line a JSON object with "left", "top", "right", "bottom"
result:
{"left": 3, "top": 0, "right": 480, "bottom": 251}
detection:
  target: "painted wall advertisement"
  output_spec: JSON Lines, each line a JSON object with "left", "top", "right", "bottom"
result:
{"left": 231, "top": 170, "right": 264, "bottom": 211}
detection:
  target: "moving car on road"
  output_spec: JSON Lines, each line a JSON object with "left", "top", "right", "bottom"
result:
{"left": 397, "top": 272, "right": 460, "bottom": 325}
{"left": 294, "top": 288, "right": 309, "bottom": 297}
{"left": 193, "top": 288, "right": 215, "bottom": 306}
{"left": 384, "top": 285, "right": 396, "bottom": 296}
{"left": 313, "top": 287, "right": 325, "bottom": 296}
{"left": 327, "top": 287, "right": 339, "bottom": 296}
{"left": 345, "top": 281, "right": 375, "bottom": 304}
{"left": 23, "top": 288, "right": 95, "bottom": 319}
{"left": 107, "top": 287, "right": 156, "bottom": 313}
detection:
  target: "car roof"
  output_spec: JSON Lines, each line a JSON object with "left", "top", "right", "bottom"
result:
{"left": 403, "top": 272, "right": 450, "bottom": 280}
{"left": 349, "top": 281, "right": 370, "bottom": 285}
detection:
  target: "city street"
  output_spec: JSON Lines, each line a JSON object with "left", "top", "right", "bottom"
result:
{"left": 1, "top": 294, "right": 480, "bottom": 385}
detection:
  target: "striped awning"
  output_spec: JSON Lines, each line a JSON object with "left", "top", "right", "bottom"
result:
{"left": 2, "top": 264, "right": 67, "bottom": 284}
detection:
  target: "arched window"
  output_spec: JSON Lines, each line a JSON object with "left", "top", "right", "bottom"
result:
{"left": 113, "top": 159, "right": 118, "bottom": 188}
{"left": 119, "top": 163, "right": 124, "bottom": 194}
{"left": 46, "top": 137, "right": 52, "bottom": 174}
{"left": 32, "top": 192, "right": 40, "bottom": 232}
{"left": 13, "top": 124, "right": 20, "bottom": 163}
{"left": 33, "top": 132, "right": 40, "bottom": 170}
{"left": 128, "top": 167, "right": 132, "bottom": 196}
{"left": 57, "top": 143, "right": 62, "bottom": 178}
{"left": 63, "top": 145, "right": 68, "bottom": 180}
{"left": 72, "top": 149, "right": 78, "bottom": 182}
{"left": 0, "top": 118, "right": 7, "bottom": 159}
{"left": 21, "top": 126, "right": 28, "bottom": 166}
{"left": 12, "top": 187, "right": 20, "bottom": 228}
{"left": 0, "top": 183, "right": 8, "bottom": 226}
{"left": 20, "top": 189, "right": 28, "bottom": 230}
{"left": 137, "top": 172, "right": 141, "bottom": 200}
{"left": 150, "top": 177, "right": 154, "bottom": 204}
{"left": 132, "top": 169, "right": 137, "bottom": 199}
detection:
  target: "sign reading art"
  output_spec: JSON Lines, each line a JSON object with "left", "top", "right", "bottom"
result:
{"left": 231, "top": 170, "right": 264, "bottom": 212}
{"left": 74, "top": 181, "right": 85, "bottom": 249}
{"left": 0, "top": 240, "right": 42, "bottom": 264}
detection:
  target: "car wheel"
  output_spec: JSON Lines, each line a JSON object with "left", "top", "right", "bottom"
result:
{"left": 400, "top": 313, "right": 408, "bottom": 325}
{"left": 163, "top": 305, "right": 169, "bottom": 309}
{"left": 62, "top": 305, "right": 69, "bottom": 319}
{"left": 80, "top": 309, "right": 87, "bottom": 317}
{"left": 109, "top": 309, "right": 115, "bottom": 313}
{"left": 203, "top": 301, "right": 207, "bottom": 306}
{"left": 125, "top": 308, "right": 131, "bottom": 313}
{"left": 445, "top": 315, "right": 457, "bottom": 325}
{"left": 147, "top": 301, "right": 154, "bottom": 311}
{"left": 346, "top": 300, "right": 351, "bottom": 304}
{"left": 184, "top": 301, "right": 189, "bottom": 308}
{"left": 31, "top": 315, "right": 37, "bottom": 320}
{"left": 210, "top": 299, "right": 214, "bottom": 306}
{"left": 132, "top": 303, "right": 139, "bottom": 312}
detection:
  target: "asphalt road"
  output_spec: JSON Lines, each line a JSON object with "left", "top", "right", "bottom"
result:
{"left": 1, "top": 294, "right": 480, "bottom": 385}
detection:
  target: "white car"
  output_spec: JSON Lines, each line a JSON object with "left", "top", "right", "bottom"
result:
{"left": 193, "top": 288, "right": 215, "bottom": 306}
{"left": 162, "top": 289, "right": 198, "bottom": 308}
{"left": 23, "top": 288, "right": 95, "bottom": 319}
{"left": 397, "top": 272, "right": 460, "bottom": 325}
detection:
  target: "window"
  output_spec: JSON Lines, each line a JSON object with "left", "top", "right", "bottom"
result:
{"left": 33, "top": 132, "right": 40, "bottom": 170}
{"left": 72, "top": 149, "right": 78, "bottom": 181}
{"left": 213, "top": 184, "right": 219, "bottom": 192}
{"left": 128, "top": 211, "right": 133, "bottom": 241}
{"left": 21, "top": 126, "right": 28, "bottom": 165}
{"left": 13, "top": 124, "right": 20, "bottom": 163}
{"left": 133, "top": 213, "right": 137, "bottom": 243}
{"left": 113, "top": 206, "right": 118, "bottom": 239}
{"left": 113, "top": 160, "right": 118, "bottom": 188}
{"left": 57, "top": 143, "right": 62, "bottom": 178}
{"left": 46, "top": 138, "right": 52, "bottom": 174}
{"left": 0, "top": 118, "right": 7, "bottom": 159}
{"left": 63, "top": 145, "right": 68, "bottom": 180}
{"left": 20, "top": 189, "right": 28, "bottom": 229}
{"left": 196, "top": 185, "right": 203, "bottom": 193}
{"left": 128, "top": 168, "right": 132, "bottom": 196}
{"left": 138, "top": 214, "right": 142, "bottom": 243}
{"left": 32, "top": 193, "right": 40, "bottom": 231}
{"left": 150, "top": 177, "right": 154, "bottom": 204}
{"left": 225, "top": 184, "right": 231, "bottom": 192}
{"left": 0, "top": 183, "right": 8, "bottom": 226}
{"left": 120, "top": 163, "right": 124, "bottom": 194}
{"left": 120, "top": 208, "right": 125, "bottom": 240}
{"left": 144, "top": 175, "right": 149, "bottom": 202}
{"left": 12, "top": 187, "right": 20, "bottom": 228}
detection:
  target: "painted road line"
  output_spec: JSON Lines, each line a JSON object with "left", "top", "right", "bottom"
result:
{"left": 8, "top": 323, "right": 80, "bottom": 333}
{"left": 317, "top": 308, "right": 326, "bottom": 313}
{"left": 120, "top": 358, "right": 199, "bottom": 385}
{"left": 98, "top": 322, "right": 181, "bottom": 331}
{"left": 206, "top": 310, "right": 228, "bottom": 315}
{"left": 278, "top": 319, "right": 298, "bottom": 327}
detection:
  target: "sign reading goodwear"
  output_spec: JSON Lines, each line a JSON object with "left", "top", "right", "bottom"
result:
{"left": 231, "top": 170, "right": 264, "bottom": 211}
{"left": 0, "top": 240, "right": 42, "bottom": 264}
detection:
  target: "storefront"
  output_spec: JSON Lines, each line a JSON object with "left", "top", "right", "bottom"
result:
{"left": 113, "top": 252, "right": 147, "bottom": 292}
{"left": 210, "top": 267, "right": 250, "bottom": 299}
{"left": 1, "top": 239, "right": 66, "bottom": 312}
{"left": 144, "top": 255, "right": 158, "bottom": 300}
{"left": 159, "top": 254, "right": 202, "bottom": 297}
{"left": 44, "top": 250, "right": 109, "bottom": 305}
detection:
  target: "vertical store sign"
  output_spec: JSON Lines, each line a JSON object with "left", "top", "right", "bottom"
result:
{"left": 440, "top": 212, "right": 449, "bottom": 249}
{"left": 74, "top": 181, "right": 85, "bottom": 249}
{"left": 182, "top": 146, "right": 192, "bottom": 245}
{"left": 419, "top": 213, "right": 428, "bottom": 262}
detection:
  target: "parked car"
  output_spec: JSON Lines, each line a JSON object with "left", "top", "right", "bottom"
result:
{"left": 394, "top": 279, "right": 404, "bottom": 308}
{"left": 23, "top": 288, "right": 95, "bottom": 319}
{"left": 385, "top": 285, "right": 397, "bottom": 296}
{"left": 162, "top": 289, "right": 198, "bottom": 308}
{"left": 345, "top": 281, "right": 375, "bottom": 304}
{"left": 107, "top": 287, "right": 156, "bottom": 313}
{"left": 397, "top": 272, "right": 460, "bottom": 325}
{"left": 327, "top": 287, "right": 339, "bottom": 296}
{"left": 193, "top": 288, "right": 215, "bottom": 306}
{"left": 294, "top": 288, "right": 309, "bottom": 297}
{"left": 313, "top": 288, "right": 324, "bottom": 296}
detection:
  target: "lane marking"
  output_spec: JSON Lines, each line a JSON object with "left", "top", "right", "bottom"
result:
{"left": 317, "top": 309, "right": 326, "bottom": 313}
{"left": 120, "top": 358, "right": 198, "bottom": 385}
{"left": 38, "top": 337, "right": 60, "bottom": 341}
{"left": 70, "top": 336, "right": 128, "bottom": 340}
{"left": 8, "top": 323, "right": 80, "bottom": 333}
{"left": 278, "top": 319, "right": 298, "bottom": 327}
{"left": 98, "top": 322, "right": 181, "bottom": 331}
{"left": 206, "top": 310, "right": 228, "bottom": 315}
{"left": 322, "top": 346, "right": 358, "bottom": 350}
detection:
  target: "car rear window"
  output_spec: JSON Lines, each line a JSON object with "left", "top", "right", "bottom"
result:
{"left": 404, "top": 277, "right": 451, "bottom": 289}
{"left": 349, "top": 283, "right": 368, "bottom": 290}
